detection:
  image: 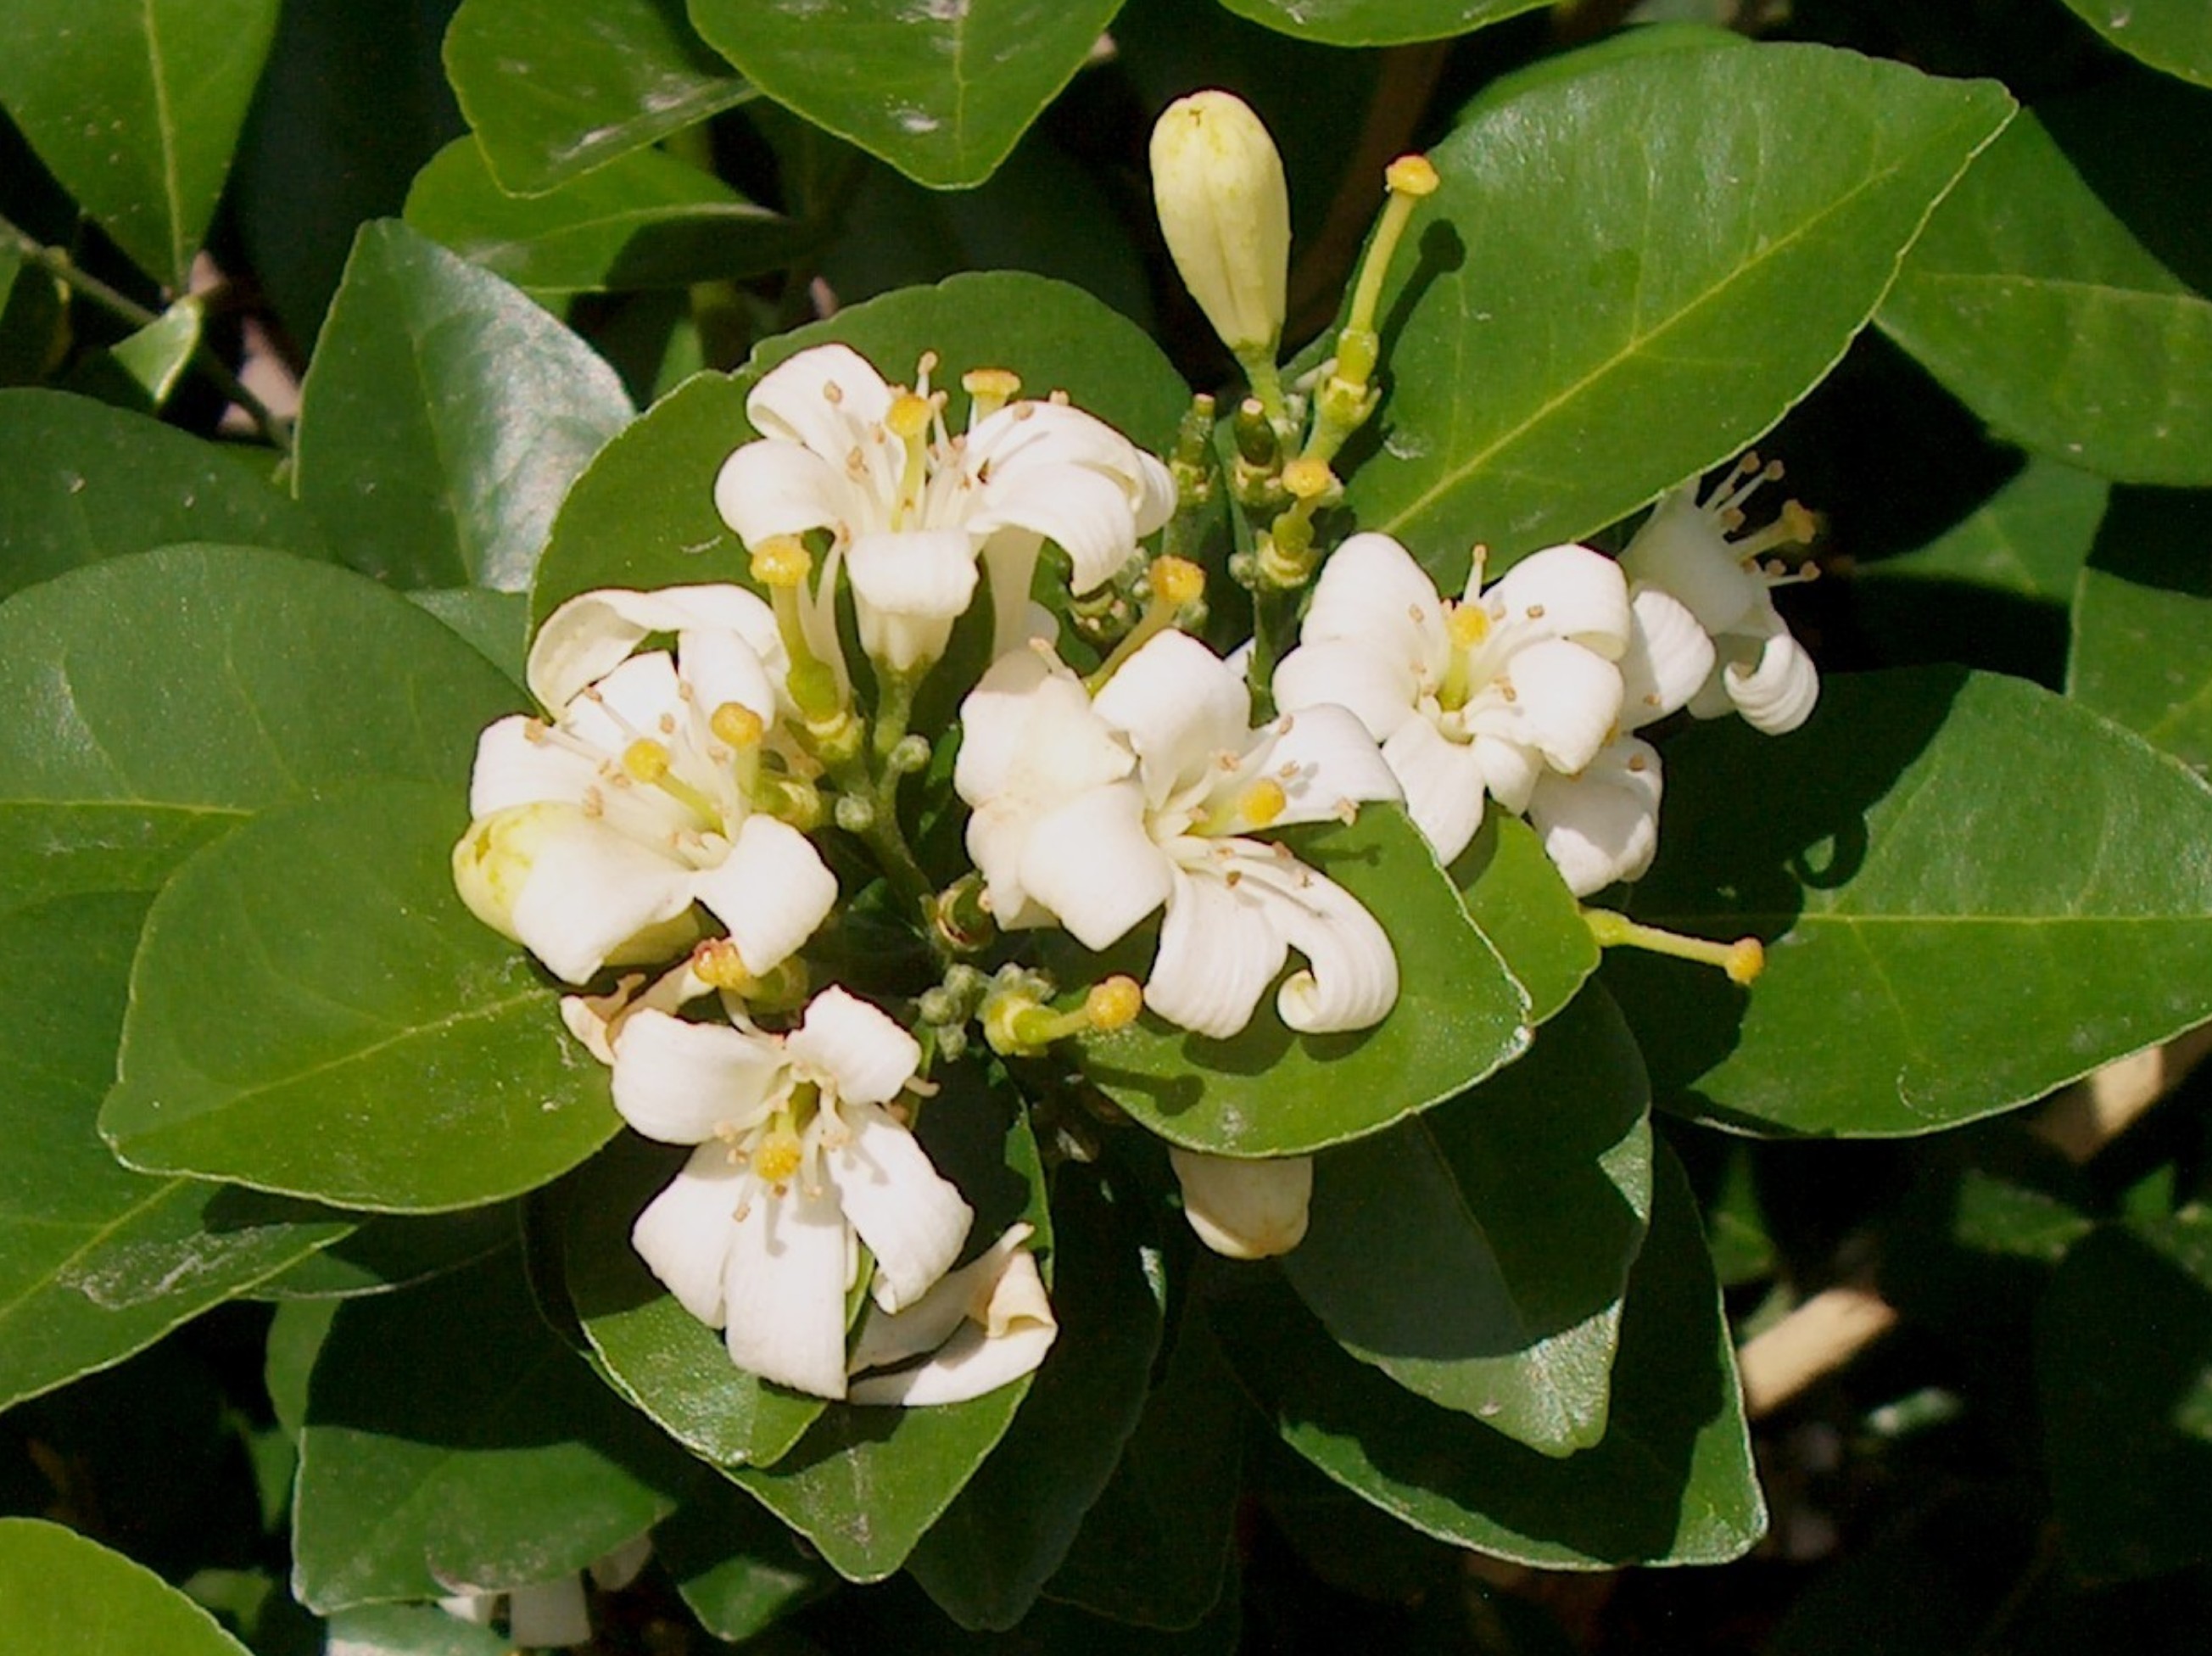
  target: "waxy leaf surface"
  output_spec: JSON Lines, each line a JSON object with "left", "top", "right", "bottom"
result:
{"left": 1217, "top": 0, "right": 1545, "bottom": 47}
{"left": 1452, "top": 814, "right": 1600, "bottom": 1027}
{"left": 0, "top": 1519, "right": 254, "bottom": 1656}
{"left": 1609, "top": 669, "right": 2212, "bottom": 1136}
{"left": 1343, "top": 42, "right": 2013, "bottom": 585}
{"left": 2060, "top": 1, "right": 2212, "bottom": 88}
{"left": 2070, "top": 486, "right": 2212, "bottom": 774}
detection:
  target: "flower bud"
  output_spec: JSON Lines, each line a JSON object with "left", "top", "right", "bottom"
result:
{"left": 1150, "top": 91, "right": 1290, "bottom": 357}
{"left": 1169, "top": 1147, "right": 1312, "bottom": 1259}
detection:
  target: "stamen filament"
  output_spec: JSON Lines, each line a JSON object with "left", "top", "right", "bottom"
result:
{"left": 1584, "top": 909, "right": 1764, "bottom": 985}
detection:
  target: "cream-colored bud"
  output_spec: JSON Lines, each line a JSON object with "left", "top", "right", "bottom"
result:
{"left": 1169, "top": 1147, "right": 1313, "bottom": 1260}
{"left": 1149, "top": 90, "right": 1290, "bottom": 356}
{"left": 453, "top": 803, "right": 700, "bottom": 964}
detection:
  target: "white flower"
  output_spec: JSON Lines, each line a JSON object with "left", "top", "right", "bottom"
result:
{"left": 1150, "top": 90, "right": 1291, "bottom": 357}
{"left": 956, "top": 630, "right": 1402, "bottom": 1040}
{"left": 1271, "top": 532, "right": 1632, "bottom": 865}
{"left": 713, "top": 343, "right": 1176, "bottom": 668}
{"left": 1170, "top": 1148, "right": 1312, "bottom": 1259}
{"left": 847, "top": 1223, "right": 1059, "bottom": 1406}
{"left": 614, "top": 987, "right": 972, "bottom": 1400}
{"left": 455, "top": 586, "right": 836, "bottom": 985}
{"left": 1618, "top": 454, "right": 1820, "bottom": 736}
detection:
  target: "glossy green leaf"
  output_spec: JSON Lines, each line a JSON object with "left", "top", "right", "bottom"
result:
{"left": 406, "top": 588, "right": 529, "bottom": 688}
{"left": 2061, "top": 1, "right": 2212, "bottom": 88}
{"left": 687, "top": 0, "right": 1121, "bottom": 188}
{"left": 1451, "top": 814, "right": 1600, "bottom": 1027}
{"left": 1282, "top": 985, "right": 1652, "bottom": 1455}
{"left": 0, "top": 390, "right": 325, "bottom": 602}
{"left": 565, "top": 1133, "right": 827, "bottom": 1471}
{"left": 252, "top": 1205, "right": 519, "bottom": 1300}
{"left": 658, "top": 1480, "right": 835, "bottom": 1643}
{"left": 1215, "top": 1145, "right": 1764, "bottom": 1568}
{"left": 405, "top": 138, "right": 809, "bottom": 295}
{"left": 532, "top": 271, "right": 1192, "bottom": 627}
{"left": 729, "top": 1083, "right": 1051, "bottom": 1582}
{"left": 1216, "top": 0, "right": 1544, "bottom": 48}
{"left": 1070, "top": 804, "right": 1530, "bottom": 1157}
{"left": 908, "top": 1164, "right": 1166, "bottom": 1631}
{"left": 265, "top": 1298, "right": 338, "bottom": 1441}
{"left": 2038, "top": 1206, "right": 2212, "bottom": 1580}
{"left": 0, "top": 1519, "right": 253, "bottom": 1656}
{"left": 103, "top": 782, "right": 617, "bottom": 1213}
{"left": 0, "top": 1, "right": 280, "bottom": 284}
{"left": 293, "top": 1250, "right": 693, "bottom": 1612}
{"left": 1608, "top": 669, "right": 2212, "bottom": 1136}
{"left": 1343, "top": 43, "right": 2014, "bottom": 585}
{"left": 0, "top": 544, "right": 518, "bottom": 915}
{"left": 0, "top": 892, "right": 349, "bottom": 1412}
{"left": 293, "top": 220, "right": 634, "bottom": 591}
{"left": 2070, "top": 485, "right": 2212, "bottom": 772}
{"left": 444, "top": 0, "right": 751, "bottom": 196}
{"left": 1880, "top": 104, "right": 2212, "bottom": 485}
{"left": 1858, "top": 457, "right": 2110, "bottom": 607}
{"left": 66, "top": 297, "right": 204, "bottom": 412}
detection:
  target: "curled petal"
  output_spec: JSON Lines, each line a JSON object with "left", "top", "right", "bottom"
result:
{"left": 1619, "top": 585, "right": 1714, "bottom": 730}
{"left": 972, "top": 460, "right": 1140, "bottom": 594}
{"left": 849, "top": 1224, "right": 1037, "bottom": 1374}
{"left": 848, "top": 1231, "right": 1057, "bottom": 1407}
{"left": 721, "top": 1178, "right": 852, "bottom": 1399}
{"left": 1019, "top": 780, "right": 1172, "bottom": 950}
{"left": 528, "top": 585, "right": 780, "bottom": 713}
{"left": 1526, "top": 737, "right": 1664, "bottom": 898}
{"left": 745, "top": 342, "right": 893, "bottom": 461}
{"left": 690, "top": 815, "right": 838, "bottom": 978}
{"left": 1272, "top": 635, "right": 1421, "bottom": 745}
{"left": 1380, "top": 717, "right": 1490, "bottom": 865}
{"left": 631, "top": 1144, "right": 745, "bottom": 1327}
{"left": 1239, "top": 852, "right": 1399, "bottom": 1034}
{"left": 1170, "top": 1149, "right": 1312, "bottom": 1259}
{"left": 846, "top": 527, "right": 978, "bottom": 671}
{"left": 1724, "top": 623, "right": 1819, "bottom": 735}
{"left": 1144, "top": 861, "right": 1289, "bottom": 1039}
{"left": 830, "top": 1102, "right": 971, "bottom": 1313}
{"left": 785, "top": 987, "right": 921, "bottom": 1107}
{"left": 1300, "top": 533, "right": 1450, "bottom": 682}
{"left": 612, "top": 1009, "right": 786, "bottom": 1144}
{"left": 1483, "top": 544, "right": 1632, "bottom": 657}
{"left": 1092, "top": 629, "right": 1251, "bottom": 803}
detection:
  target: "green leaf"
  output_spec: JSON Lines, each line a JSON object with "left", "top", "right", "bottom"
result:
{"left": 908, "top": 1164, "right": 1167, "bottom": 1631}
{"left": 686, "top": 0, "right": 1122, "bottom": 188}
{"left": 1069, "top": 804, "right": 1529, "bottom": 1158}
{"left": 293, "top": 1250, "right": 693, "bottom": 1612}
{"left": 406, "top": 588, "right": 530, "bottom": 688}
{"left": 0, "top": 544, "right": 518, "bottom": 915}
{"left": 265, "top": 1298, "right": 338, "bottom": 1441}
{"left": 2060, "top": 1, "right": 2212, "bottom": 88}
{"left": 103, "top": 782, "right": 617, "bottom": 1213}
{"left": 1451, "top": 814, "right": 1600, "bottom": 1027}
{"left": 1215, "top": 1144, "right": 1764, "bottom": 1568}
{"left": 64, "top": 297, "right": 204, "bottom": 413}
{"left": 405, "top": 138, "right": 810, "bottom": 296}
{"left": 0, "top": 1, "right": 280, "bottom": 285}
{"left": 293, "top": 220, "right": 634, "bottom": 591}
{"left": 2070, "top": 485, "right": 2212, "bottom": 773}
{"left": 729, "top": 1080, "right": 1052, "bottom": 1582}
{"left": 1281, "top": 985, "right": 1652, "bottom": 1455}
{"left": 1607, "top": 669, "right": 2212, "bottom": 1136}
{"left": 531, "top": 270, "right": 1192, "bottom": 628}
{"left": 0, "top": 892, "right": 349, "bottom": 1412}
{"left": 251, "top": 1205, "right": 519, "bottom": 1300}
{"left": 0, "top": 1518, "right": 253, "bottom": 1656}
{"left": 1215, "top": 0, "right": 1545, "bottom": 48}
{"left": 319, "top": 1604, "right": 512, "bottom": 1656}
{"left": 2038, "top": 1206, "right": 2212, "bottom": 1580}
{"left": 565, "top": 1133, "right": 827, "bottom": 1471}
{"left": 658, "top": 1480, "right": 835, "bottom": 1643}
{"left": 1880, "top": 100, "right": 2212, "bottom": 485}
{"left": 444, "top": 0, "right": 751, "bottom": 196}
{"left": 1342, "top": 42, "right": 2014, "bottom": 585}
{"left": 0, "top": 390, "right": 325, "bottom": 602}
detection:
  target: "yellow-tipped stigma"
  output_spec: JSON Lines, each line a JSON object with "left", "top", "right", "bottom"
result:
{"left": 1239, "top": 778, "right": 1288, "bottom": 828}
{"left": 691, "top": 937, "right": 757, "bottom": 993}
{"left": 1281, "top": 456, "right": 1335, "bottom": 501}
{"left": 885, "top": 390, "right": 934, "bottom": 439}
{"left": 751, "top": 534, "right": 812, "bottom": 590}
{"left": 710, "top": 702, "right": 765, "bottom": 748}
{"left": 1086, "top": 976, "right": 1144, "bottom": 1033}
{"left": 1725, "top": 938, "right": 1765, "bottom": 987}
{"left": 1448, "top": 603, "right": 1491, "bottom": 650}
{"left": 1151, "top": 555, "right": 1206, "bottom": 610}
{"left": 1386, "top": 154, "right": 1439, "bottom": 197}
{"left": 752, "top": 1122, "right": 804, "bottom": 1189}
{"left": 623, "top": 739, "right": 673, "bottom": 783}
{"left": 1585, "top": 909, "right": 1768, "bottom": 987}
{"left": 962, "top": 367, "right": 1021, "bottom": 420}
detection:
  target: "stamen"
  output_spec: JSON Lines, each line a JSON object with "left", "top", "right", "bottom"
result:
{"left": 691, "top": 937, "right": 757, "bottom": 993}
{"left": 822, "top": 379, "right": 844, "bottom": 405}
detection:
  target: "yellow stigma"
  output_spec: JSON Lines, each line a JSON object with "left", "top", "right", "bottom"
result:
{"left": 1151, "top": 555, "right": 1206, "bottom": 609}
{"left": 1086, "top": 976, "right": 1144, "bottom": 1032}
{"left": 751, "top": 534, "right": 812, "bottom": 589}
{"left": 962, "top": 367, "right": 1021, "bottom": 417}
{"left": 691, "top": 937, "right": 757, "bottom": 993}
{"left": 886, "top": 390, "right": 933, "bottom": 439}
{"left": 1386, "top": 154, "right": 1439, "bottom": 197}
{"left": 1724, "top": 938, "right": 1766, "bottom": 987}
{"left": 623, "top": 739, "right": 672, "bottom": 783}
{"left": 1448, "top": 604, "right": 1490, "bottom": 648}
{"left": 1240, "top": 779, "right": 1288, "bottom": 827}
{"left": 710, "top": 702, "right": 764, "bottom": 748}
{"left": 752, "top": 1124, "right": 803, "bottom": 1188}
{"left": 1281, "top": 456, "right": 1335, "bottom": 501}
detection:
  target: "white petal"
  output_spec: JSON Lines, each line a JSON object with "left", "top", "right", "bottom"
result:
{"left": 721, "top": 1179, "right": 852, "bottom": 1399}
{"left": 690, "top": 815, "right": 838, "bottom": 976}
{"left": 1723, "top": 621, "right": 1819, "bottom": 735}
{"left": 436, "top": 1594, "right": 498, "bottom": 1626}
{"left": 612, "top": 1010, "right": 786, "bottom": 1144}
{"left": 953, "top": 646, "right": 1118, "bottom": 805}
{"left": 506, "top": 811, "right": 701, "bottom": 984}
{"left": 1467, "top": 639, "right": 1623, "bottom": 777}
{"left": 1144, "top": 862, "right": 1288, "bottom": 1039}
{"left": 1242, "top": 853, "right": 1399, "bottom": 1034}
{"left": 1019, "top": 780, "right": 1172, "bottom": 950}
{"left": 830, "top": 1102, "right": 972, "bottom": 1312}
{"left": 848, "top": 1242, "right": 1057, "bottom": 1407}
{"left": 1380, "top": 717, "right": 1489, "bottom": 865}
{"left": 977, "top": 529, "right": 1047, "bottom": 661}
{"left": 1525, "top": 738, "right": 1664, "bottom": 898}
{"left": 1620, "top": 484, "right": 1762, "bottom": 636}
{"left": 506, "top": 1578, "right": 592, "bottom": 1650}
{"left": 631, "top": 1144, "right": 744, "bottom": 1327}
{"left": 712, "top": 439, "right": 856, "bottom": 550}
{"left": 1619, "top": 584, "right": 1714, "bottom": 729}
{"left": 848, "top": 1223, "right": 1036, "bottom": 1373}
{"left": 1170, "top": 1149, "right": 1312, "bottom": 1259}
{"left": 467, "top": 716, "right": 600, "bottom": 818}
{"left": 674, "top": 627, "right": 778, "bottom": 727}
{"left": 785, "top": 987, "right": 920, "bottom": 1107}
{"left": 1472, "top": 731, "right": 1544, "bottom": 814}
{"left": 1265, "top": 702, "right": 1402, "bottom": 826}
{"left": 528, "top": 585, "right": 781, "bottom": 713}
{"left": 745, "top": 342, "right": 893, "bottom": 458}
{"left": 1482, "top": 543, "right": 1631, "bottom": 657}
{"left": 1092, "top": 629, "right": 1250, "bottom": 804}
{"left": 846, "top": 527, "right": 978, "bottom": 670}
{"left": 972, "top": 461, "right": 1139, "bottom": 594}
{"left": 1301, "top": 533, "right": 1449, "bottom": 680}
{"left": 589, "top": 1535, "right": 654, "bottom": 1592}
{"left": 1271, "top": 636, "right": 1419, "bottom": 747}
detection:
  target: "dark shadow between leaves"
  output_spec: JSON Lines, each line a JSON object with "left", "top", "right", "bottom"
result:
{"left": 1333, "top": 217, "right": 1468, "bottom": 484}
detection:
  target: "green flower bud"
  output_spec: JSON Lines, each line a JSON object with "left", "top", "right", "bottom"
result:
{"left": 1150, "top": 90, "right": 1290, "bottom": 358}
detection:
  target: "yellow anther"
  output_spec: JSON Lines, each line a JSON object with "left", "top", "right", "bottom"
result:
{"left": 752, "top": 1124, "right": 804, "bottom": 1189}
{"left": 1240, "top": 779, "right": 1288, "bottom": 827}
{"left": 1085, "top": 976, "right": 1144, "bottom": 1032}
{"left": 1281, "top": 456, "right": 1335, "bottom": 501}
{"left": 1386, "top": 154, "right": 1439, "bottom": 197}
{"left": 886, "top": 391, "right": 933, "bottom": 439}
{"left": 1724, "top": 938, "right": 1765, "bottom": 987}
{"left": 623, "top": 739, "right": 673, "bottom": 783}
{"left": 1150, "top": 555, "right": 1206, "bottom": 609}
{"left": 710, "top": 702, "right": 764, "bottom": 748}
{"left": 1780, "top": 500, "right": 1818, "bottom": 543}
{"left": 1448, "top": 604, "right": 1491, "bottom": 648}
{"left": 751, "top": 534, "right": 812, "bottom": 589}
{"left": 691, "top": 937, "right": 757, "bottom": 993}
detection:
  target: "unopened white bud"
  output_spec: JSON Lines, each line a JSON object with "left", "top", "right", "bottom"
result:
{"left": 1149, "top": 90, "right": 1290, "bottom": 357}
{"left": 1169, "top": 1147, "right": 1312, "bottom": 1259}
